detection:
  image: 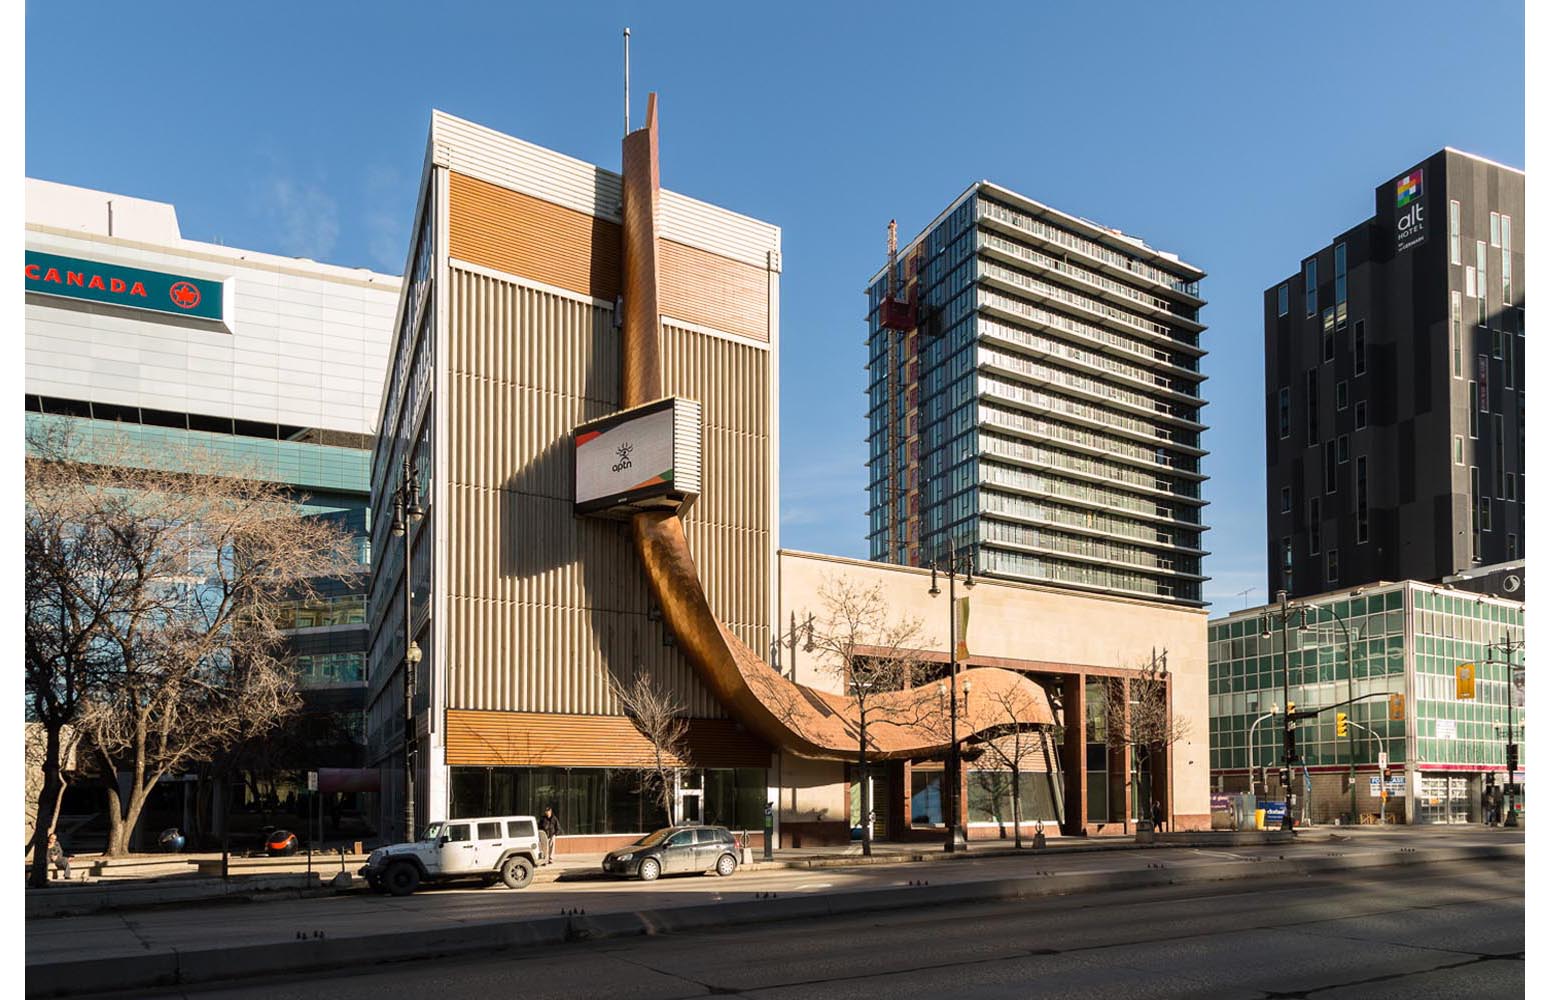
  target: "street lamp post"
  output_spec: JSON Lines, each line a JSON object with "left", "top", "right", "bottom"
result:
{"left": 390, "top": 457, "right": 424, "bottom": 843}
{"left": 1300, "top": 605, "right": 1361, "bottom": 824}
{"left": 1486, "top": 631, "right": 1526, "bottom": 829}
{"left": 929, "top": 540, "right": 974, "bottom": 852}
{"left": 1259, "top": 590, "right": 1302, "bottom": 831}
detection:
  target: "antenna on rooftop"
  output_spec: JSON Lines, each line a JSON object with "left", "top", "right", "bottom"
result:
{"left": 623, "top": 27, "right": 631, "bottom": 136}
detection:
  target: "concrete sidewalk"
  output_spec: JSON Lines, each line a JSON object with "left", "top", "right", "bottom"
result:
{"left": 24, "top": 831, "right": 1523, "bottom": 997}
{"left": 24, "top": 829, "right": 1294, "bottom": 917}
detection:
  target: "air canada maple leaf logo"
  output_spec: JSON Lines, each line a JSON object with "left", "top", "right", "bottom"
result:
{"left": 169, "top": 281, "right": 201, "bottom": 309}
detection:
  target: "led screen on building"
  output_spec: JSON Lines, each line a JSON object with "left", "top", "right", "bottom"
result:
{"left": 574, "top": 396, "right": 701, "bottom": 516}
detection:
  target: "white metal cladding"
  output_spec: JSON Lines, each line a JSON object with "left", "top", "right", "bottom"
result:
{"left": 429, "top": 110, "right": 781, "bottom": 272}
{"left": 672, "top": 396, "right": 703, "bottom": 496}
{"left": 442, "top": 267, "right": 771, "bottom": 718}
{"left": 25, "top": 227, "right": 399, "bottom": 436}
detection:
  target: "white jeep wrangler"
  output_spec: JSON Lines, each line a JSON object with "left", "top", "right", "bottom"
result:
{"left": 360, "top": 815, "right": 543, "bottom": 896}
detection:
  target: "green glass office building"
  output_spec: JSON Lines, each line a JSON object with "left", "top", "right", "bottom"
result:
{"left": 1209, "top": 578, "right": 1524, "bottom": 824}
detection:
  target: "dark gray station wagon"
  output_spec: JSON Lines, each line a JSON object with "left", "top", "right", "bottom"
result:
{"left": 602, "top": 825, "right": 740, "bottom": 881}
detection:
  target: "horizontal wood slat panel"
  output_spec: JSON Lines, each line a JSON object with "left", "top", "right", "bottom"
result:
{"left": 449, "top": 171, "right": 622, "bottom": 300}
{"left": 659, "top": 239, "right": 770, "bottom": 342}
{"left": 447, "top": 709, "right": 771, "bottom": 769}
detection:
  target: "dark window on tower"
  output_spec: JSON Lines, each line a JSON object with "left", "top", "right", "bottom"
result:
{"left": 1470, "top": 467, "right": 1482, "bottom": 559}
{"left": 1333, "top": 240, "right": 1345, "bottom": 310}
{"left": 1502, "top": 216, "right": 1512, "bottom": 301}
{"left": 1451, "top": 293, "right": 1463, "bottom": 378}
{"left": 1337, "top": 435, "right": 1349, "bottom": 464}
{"left": 1336, "top": 381, "right": 1348, "bottom": 410}
{"left": 1495, "top": 414, "right": 1506, "bottom": 499}
{"left": 1280, "top": 486, "right": 1292, "bottom": 513}
{"left": 1477, "top": 242, "right": 1488, "bottom": 325}
{"left": 1324, "top": 440, "right": 1337, "bottom": 493}
{"left": 1322, "top": 308, "right": 1336, "bottom": 362}
{"left": 1356, "top": 456, "right": 1369, "bottom": 544}
{"left": 1278, "top": 387, "right": 1291, "bottom": 438}
{"left": 1307, "top": 498, "right": 1321, "bottom": 555}
{"left": 1304, "top": 259, "right": 1317, "bottom": 317}
{"left": 1305, "top": 370, "right": 1318, "bottom": 445}
{"left": 1353, "top": 320, "right": 1367, "bottom": 376}
{"left": 1326, "top": 548, "right": 1339, "bottom": 583}
{"left": 1355, "top": 400, "right": 1368, "bottom": 429}
{"left": 1468, "top": 383, "right": 1479, "bottom": 438}
{"left": 1277, "top": 283, "right": 1289, "bottom": 317}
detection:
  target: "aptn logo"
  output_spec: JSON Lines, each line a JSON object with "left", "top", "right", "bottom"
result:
{"left": 1395, "top": 169, "right": 1423, "bottom": 208}
{"left": 169, "top": 281, "right": 202, "bottom": 309}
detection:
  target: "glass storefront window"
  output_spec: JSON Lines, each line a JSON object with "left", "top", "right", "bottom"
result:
{"left": 448, "top": 766, "right": 759, "bottom": 836}
{"left": 910, "top": 770, "right": 943, "bottom": 825}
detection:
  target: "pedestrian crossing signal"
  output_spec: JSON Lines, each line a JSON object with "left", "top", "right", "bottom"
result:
{"left": 1388, "top": 693, "right": 1406, "bottom": 721}
{"left": 1455, "top": 663, "right": 1476, "bottom": 700}
{"left": 1336, "top": 712, "right": 1348, "bottom": 737}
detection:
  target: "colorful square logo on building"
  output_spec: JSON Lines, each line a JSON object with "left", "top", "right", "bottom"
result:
{"left": 1396, "top": 169, "right": 1423, "bottom": 208}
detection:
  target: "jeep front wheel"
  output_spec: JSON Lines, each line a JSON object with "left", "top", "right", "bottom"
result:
{"left": 500, "top": 856, "right": 534, "bottom": 890}
{"left": 384, "top": 861, "right": 421, "bottom": 896}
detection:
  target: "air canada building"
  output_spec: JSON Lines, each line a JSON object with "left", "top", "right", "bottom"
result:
{"left": 368, "top": 105, "right": 1212, "bottom": 853}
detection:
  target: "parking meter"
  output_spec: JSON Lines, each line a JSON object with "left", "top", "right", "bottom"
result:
{"left": 763, "top": 801, "right": 774, "bottom": 860}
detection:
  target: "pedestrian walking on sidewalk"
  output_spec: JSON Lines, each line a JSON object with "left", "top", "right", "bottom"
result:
{"left": 1489, "top": 786, "right": 1504, "bottom": 827}
{"left": 46, "top": 833, "right": 71, "bottom": 881}
{"left": 1151, "top": 799, "right": 1165, "bottom": 834}
{"left": 539, "top": 806, "right": 561, "bottom": 866}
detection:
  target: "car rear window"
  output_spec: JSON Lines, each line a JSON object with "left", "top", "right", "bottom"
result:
{"left": 507, "top": 820, "right": 536, "bottom": 839}
{"left": 478, "top": 822, "right": 501, "bottom": 840}
{"left": 446, "top": 823, "right": 471, "bottom": 842}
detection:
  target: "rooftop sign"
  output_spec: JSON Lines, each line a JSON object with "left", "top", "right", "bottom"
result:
{"left": 25, "top": 250, "right": 229, "bottom": 324}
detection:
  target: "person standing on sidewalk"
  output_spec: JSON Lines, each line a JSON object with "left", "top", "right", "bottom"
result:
{"left": 1151, "top": 798, "right": 1165, "bottom": 834}
{"left": 1482, "top": 784, "right": 1496, "bottom": 826}
{"left": 46, "top": 833, "right": 71, "bottom": 882}
{"left": 539, "top": 806, "right": 561, "bottom": 866}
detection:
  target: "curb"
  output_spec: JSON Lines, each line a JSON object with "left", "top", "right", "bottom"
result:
{"left": 23, "top": 842, "right": 1522, "bottom": 998}
{"left": 25, "top": 874, "right": 326, "bottom": 919}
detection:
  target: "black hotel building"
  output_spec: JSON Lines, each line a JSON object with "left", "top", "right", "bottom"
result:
{"left": 1264, "top": 148, "right": 1524, "bottom": 599}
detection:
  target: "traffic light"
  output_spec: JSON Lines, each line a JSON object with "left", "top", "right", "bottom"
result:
{"left": 1336, "top": 712, "right": 1348, "bottom": 737}
{"left": 1388, "top": 693, "right": 1406, "bottom": 721}
{"left": 1456, "top": 663, "right": 1476, "bottom": 700}
{"left": 1506, "top": 743, "right": 1519, "bottom": 774}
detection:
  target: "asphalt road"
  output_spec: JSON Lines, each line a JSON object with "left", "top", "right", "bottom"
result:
{"left": 29, "top": 828, "right": 1515, "bottom": 967}
{"left": 103, "top": 860, "right": 1522, "bottom": 999}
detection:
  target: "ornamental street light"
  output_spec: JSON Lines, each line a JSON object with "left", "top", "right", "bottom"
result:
{"left": 1296, "top": 603, "right": 1365, "bottom": 825}
{"left": 929, "top": 540, "right": 974, "bottom": 852}
{"left": 390, "top": 456, "right": 424, "bottom": 842}
{"left": 1259, "top": 590, "right": 1307, "bottom": 831}
{"left": 1484, "top": 630, "right": 1526, "bottom": 828}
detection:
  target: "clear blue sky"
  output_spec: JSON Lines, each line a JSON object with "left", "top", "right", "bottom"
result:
{"left": 25, "top": 1, "right": 1524, "bottom": 608}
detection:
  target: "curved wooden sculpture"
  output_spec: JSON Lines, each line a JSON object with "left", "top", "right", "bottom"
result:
{"left": 621, "top": 95, "right": 1053, "bottom": 761}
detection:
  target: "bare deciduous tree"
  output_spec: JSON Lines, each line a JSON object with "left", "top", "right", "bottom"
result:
{"left": 27, "top": 426, "right": 352, "bottom": 857}
{"left": 1105, "top": 649, "right": 1190, "bottom": 832}
{"left": 967, "top": 678, "right": 1057, "bottom": 848}
{"left": 806, "top": 577, "right": 932, "bottom": 856}
{"left": 611, "top": 672, "right": 691, "bottom": 826}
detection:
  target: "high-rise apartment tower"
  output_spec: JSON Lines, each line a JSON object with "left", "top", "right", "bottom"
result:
{"left": 866, "top": 183, "right": 1209, "bottom": 606}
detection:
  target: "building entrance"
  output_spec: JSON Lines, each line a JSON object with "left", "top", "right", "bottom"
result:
{"left": 1416, "top": 774, "right": 1474, "bottom": 824}
{"left": 676, "top": 770, "right": 703, "bottom": 825}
